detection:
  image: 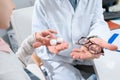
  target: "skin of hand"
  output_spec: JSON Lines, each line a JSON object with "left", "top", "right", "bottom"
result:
{"left": 71, "top": 38, "right": 118, "bottom": 60}
{"left": 47, "top": 41, "right": 69, "bottom": 54}
{"left": 32, "top": 29, "right": 57, "bottom": 48}
{"left": 32, "top": 29, "right": 69, "bottom": 54}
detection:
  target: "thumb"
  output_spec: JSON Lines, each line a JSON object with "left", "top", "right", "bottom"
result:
{"left": 101, "top": 43, "right": 118, "bottom": 51}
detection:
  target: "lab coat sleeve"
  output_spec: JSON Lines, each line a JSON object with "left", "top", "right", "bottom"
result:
{"left": 88, "top": 0, "right": 111, "bottom": 42}
{"left": 32, "top": 0, "right": 49, "bottom": 33}
{"left": 82, "top": 0, "right": 111, "bottom": 65}
{"left": 16, "top": 34, "right": 36, "bottom": 65}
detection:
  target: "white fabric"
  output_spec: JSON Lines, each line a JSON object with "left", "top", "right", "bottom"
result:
{"left": 0, "top": 52, "right": 31, "bottom": 80}
{"left": 32, "top": 0, "right": 111, "bottom": 80}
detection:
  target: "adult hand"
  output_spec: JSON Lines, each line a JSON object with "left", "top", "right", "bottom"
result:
{"left": 47, "top": 41, "right": 68, "bottom": 54}
{"left": 71, "top": 38, "right": 118, "bottom": 60}
{"left": 32, "top": 29, "right": 69, "bottom": 54}
{"left": 32, "top": 29, "right": 57, "bottom": 48}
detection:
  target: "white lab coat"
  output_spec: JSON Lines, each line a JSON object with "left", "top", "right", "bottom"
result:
{"left": 32, "top": 0, "right": 111, "bottom": 80}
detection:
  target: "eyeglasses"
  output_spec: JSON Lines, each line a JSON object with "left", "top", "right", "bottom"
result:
{"left": 76, "top": 37, "right": 104, "bottom": 55}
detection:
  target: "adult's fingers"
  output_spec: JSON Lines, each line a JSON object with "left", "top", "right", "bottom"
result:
{"left": 46, "top": 34, "right": 57, "bottom": 39}
{"left": 72, "top": 48, "right": 81, "bottom": 52}
{"left": 42, "top": 29, "right": 57, "bottom": 37}
{"left": 36, "top": 36, "right": 49, "bottom": 46}
{"left": 80, "top": 46, "right": 102, "bottom": 59}
{"left": 71, "top": 46, "right": 102, "bottom": 60}
{"left": 90, "top": 38, "right": 118, "bottom": 51}
{"left": 48, "top": 29, "right": 58, "bottom": 34}
{"left": 47, "top": 46, "right": 59, "bottom": 54}
{"left": 37, "top": 34, "right": 56, "bottom": 45}
{"left": 70, "top": 52, "right": 81, "bottom": 60}
{"left": 103, "top": 44, "right": 118, "bottom": 51}
{"left": 55, "top": 42, "right": 69, "bottom": 51}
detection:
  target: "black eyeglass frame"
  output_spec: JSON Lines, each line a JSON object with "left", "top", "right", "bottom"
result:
{"left": 76, "top": 37, "right": 104, "bottom": 55}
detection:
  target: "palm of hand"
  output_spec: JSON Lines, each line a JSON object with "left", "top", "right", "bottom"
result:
{"left": 71, "top": 38, "right": 118, "bottom": 60}
{"left": 47, "top": 42, "right": 68, "bottom": 54}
